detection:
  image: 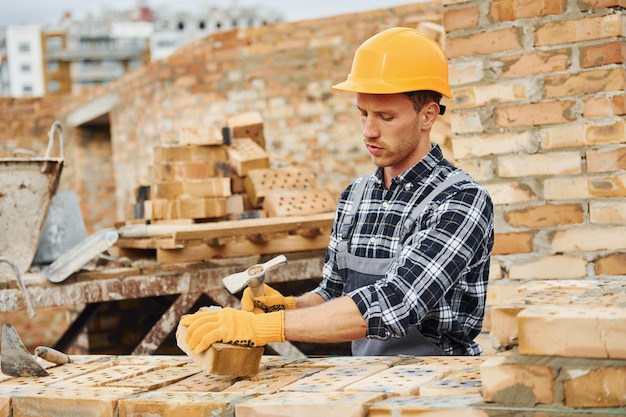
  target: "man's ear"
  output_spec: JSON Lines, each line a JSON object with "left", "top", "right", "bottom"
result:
{"left": 421, "top": 101, "right": 440, "bottom": 128}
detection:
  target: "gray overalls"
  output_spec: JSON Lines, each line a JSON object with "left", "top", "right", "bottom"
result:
{"left": 337, "top": 172, "right": 471, "bottom": 356}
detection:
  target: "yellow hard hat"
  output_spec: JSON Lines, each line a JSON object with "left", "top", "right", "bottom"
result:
{"left": 332, "top": 27, "right": 451, "bottom": 97}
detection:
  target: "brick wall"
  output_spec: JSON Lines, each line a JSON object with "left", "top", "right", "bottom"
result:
{"left": 2, "top": 0, "right": 625, "bottom": 281}
{"left": 442, "top": 0, "right": 626, "bottom": 295}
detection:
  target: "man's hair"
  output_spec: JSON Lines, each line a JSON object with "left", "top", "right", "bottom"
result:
{"left": 404, "top": 90, "right": 445, "bottom": 115}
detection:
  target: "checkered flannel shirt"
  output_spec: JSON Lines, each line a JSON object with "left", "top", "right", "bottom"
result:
{"left": 313, "top": 144, "right": 495, "bottom": 355}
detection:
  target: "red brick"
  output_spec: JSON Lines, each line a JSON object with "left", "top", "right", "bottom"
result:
{"left": 563, "top": 367, "right": 626, "bottom": 408}
{"left": 504, "top": 204, "right": 584, "bottom": 228}
{"left": 585, "top": 120, "right": 626, "bottom": 145}
{"left": 443, "top": 6, "right": 479, "bottom": 31}
{"left": 595, "top": 252, "right": 626, "bottom": 275}
{"left": 497, "top": 48, "right": 570, "bottom": 78}
{"left": 588, "top": 174, "right": 626, "bottom": 197}
{"left": 490, "top": 0, "right": 565, "bottom": 21}
{"left": 587, "top": 146, "right": 626, "bottom": 173}
{"left": 581, "top": 40, "right": 626, "bottom": 68}
{"left": 583, "top": 95, "right": 626, "bottom": 117}
{"left": 535, "top": 14, "right": 624, "bottom": 46}
{"left": 544, "top": 68, "right": 625, "bottom": 98}
{"left": 446, "top": 28, "right": 522, "bottom": 58}
{"left": 492, "top": 232, "right": 536, "bottom": 255}
{"left": 495, "top": 101, "right": 577, "bottom": 127}
{"left": 578, "top": 0, "right": 626, "bottom": 11}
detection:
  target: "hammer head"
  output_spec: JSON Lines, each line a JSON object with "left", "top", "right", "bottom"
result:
{"left": 222, "top": 255, "right": 288, "bottom": 296}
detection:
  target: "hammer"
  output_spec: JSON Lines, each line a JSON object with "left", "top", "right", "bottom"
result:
{"left": 222, "top": 254, "right": 288, "bottom": 298}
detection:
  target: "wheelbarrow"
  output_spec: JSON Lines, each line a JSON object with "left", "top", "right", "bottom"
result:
{"left": 0, "top": 121, "right": 64, "bottom": 280}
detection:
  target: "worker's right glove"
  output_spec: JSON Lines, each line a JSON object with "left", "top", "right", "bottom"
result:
{"left": 240, "top": 284, "right": 297, "bottom": 314}
{"left": 180, "top": 307, "right": 285, "bottom": 353}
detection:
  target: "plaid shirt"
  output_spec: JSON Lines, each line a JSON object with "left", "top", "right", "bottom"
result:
{"left": 313, "top": 145, "right": 494, "bottom": 355}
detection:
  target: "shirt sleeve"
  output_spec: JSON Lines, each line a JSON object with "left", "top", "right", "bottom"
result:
{"left": 349, "top": 185, "right": 494, "bottom": 340}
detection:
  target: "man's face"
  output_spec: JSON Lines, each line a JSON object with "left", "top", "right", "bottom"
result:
{"left": 356, "top": 93, "right": 432, "bottom": 179}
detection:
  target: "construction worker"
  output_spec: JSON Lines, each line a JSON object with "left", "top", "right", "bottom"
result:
{"left": 180, "top": 27, "right": 495, "bottom": 356}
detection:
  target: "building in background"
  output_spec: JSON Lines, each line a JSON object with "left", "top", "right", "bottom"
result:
{"left": 1, "top": 2, "right": 282, "bottom": 97}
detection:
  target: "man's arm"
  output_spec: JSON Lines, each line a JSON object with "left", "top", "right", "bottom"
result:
{"left": 285, "top": 295, "right": 367, "bottom": 343}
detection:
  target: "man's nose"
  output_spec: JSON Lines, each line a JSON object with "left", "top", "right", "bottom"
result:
{"left": 362, "top": 117, "right": 380, "bottom": 139}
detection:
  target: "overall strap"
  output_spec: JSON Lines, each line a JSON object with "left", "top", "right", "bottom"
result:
{"left": 401, "top": 172, "right": 473, "bottom": 236}
{"left": 340, "top": 174, "right": 370, "bottom": 240}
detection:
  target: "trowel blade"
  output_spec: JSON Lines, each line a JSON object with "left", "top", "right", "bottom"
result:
{"left": 1, "top": 323, "right": 49, "bottom": 377}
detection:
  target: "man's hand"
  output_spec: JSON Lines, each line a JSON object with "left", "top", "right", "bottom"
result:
{"left": 240, "top": 284, "right": 297, "bottom": 314}
{"left": 179, "top": 308, "right": 285, "bottom": 353}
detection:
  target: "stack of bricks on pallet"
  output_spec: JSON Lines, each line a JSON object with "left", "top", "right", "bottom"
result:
{"left": 481, "top": 279, "right": 626, "bottom": 410}
{"left": 122, "top": 111, "right": 337, "bottom": 263}
{"left": 1, "top": 353, "right": 621, "bottom": 416}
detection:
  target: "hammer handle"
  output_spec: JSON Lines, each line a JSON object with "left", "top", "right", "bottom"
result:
{"left": 249, "top": 283, "right": 265, "bottom": 298}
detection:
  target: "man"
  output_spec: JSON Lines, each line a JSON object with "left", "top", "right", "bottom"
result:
{"left": 181, "top": 27, "right": 494, "bottom": 356}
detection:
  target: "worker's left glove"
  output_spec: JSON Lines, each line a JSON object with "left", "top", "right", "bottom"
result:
{"left": 241, "top": 284, "right": 297, "bottom": 314}
{"left": 180, "top": 307, "right": 285, "bottom": 354}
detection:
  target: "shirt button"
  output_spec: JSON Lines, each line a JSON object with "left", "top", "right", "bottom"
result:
{"left": 382, "top": 201, "right": 389, "bottom": 209}
{"left": 405, "top": 183, "right": 412, "bottom": 190}
{"left": 369, "top": 237, "right": 376, "bottom": 243}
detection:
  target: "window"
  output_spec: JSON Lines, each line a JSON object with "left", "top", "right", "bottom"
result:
{"left": 22, "top": 84, "right": 33, "bottom": 94}
{"left": 177, "top": 21, "right": 184, "bottom": 30}
{"left": 47, "top": 61, "right": 59, "bottom": 72}
{"left": 48, "top": 81, "right": 60, "bottom": 93}
{"left": 18, "top": 42, "right": 30, "bottom": 53}
{"left": 199, "top": 21, "right": 206, "bottom": 30}
{"left": 20, "top": 64, "right": 31, "bottom": 73}
{"left": 46, "top": 37, "right": 63, "bottom": 51}
{"left": 128, "top": 59, "right": 143, "bottom": 70}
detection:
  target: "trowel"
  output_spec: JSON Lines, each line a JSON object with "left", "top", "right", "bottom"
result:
{"left": 1, "top": 323, "right": 71, "bottom": 377}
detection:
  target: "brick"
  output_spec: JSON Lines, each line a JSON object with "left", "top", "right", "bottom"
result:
{"left": 589, "top": 201, "right": 626, "bottom": 224}
{"left": 544, "top": 68, "right": 625, "bottom": 98}
{"left": 367, "top": 394, "right": 486, "bottom": 416}
{"left": 418, "top": 369, "right": 482, "bottom": 397}
{"left": 490, "top": 305, "right": 524, "bottom": 347}
{"left": 226, "top": 111, "right": 265, "bottom": 149}
{"left": 544, "top": 176, "right": 591, "bottom": 200}
{"left": 490, "top": 0, "right": 566, "bottom": 21}
{"left": 583, "top": 95, "right": 626, "bottom": 118}
{"left": 13, "top": 387, "right": 140, "bottom": 417}
{"left": 243, "top": 167, "right": 318, "bottom": 207}
{"left": 453, "top": 83, "right": 527, "bottom": 109}
{"left": 535, "top": 14, "right": 624, "bottom": 46}
{"left": 486, "top": 282, "right": 522, "bottom": 306}
{"left": 280, "top": 364, "right": 388, "bottom": 392}
{"left": 578, "top": 0, "right": 626, "bottom": 10}
{"left": 540, "top": 124, "right": 586, "bottom": 149}
{"left": 587, "top": 146, "right": 626, "bottom": 173}
{"left": 589, "top": 174, "right": 626, "bottom": 197}
{"left": 181, "top": 178, "right": 231, "bottom": 198}
{"left": 480, "top": 355, "right": 555, "bottom": 405}
{"left": 153, "top": 145, "right": 228, "bottom": 163}
{"left": 595, "top": 252, "right": 626, "bottom": 275}
{"left": 108, "top": 364, "right": 202, "bottom": 390}
{"left": 262, "top": 189, "right": 337, "bottom": 217}
{"left": 118, "top": 391, "right": 248, "bottom": 417}
{"left": 492, "top": 232, "right": 535, "bottom": 255}
{"left": 226, "top": 138, "right": 270, "bottom": 177}
{"left": 235, "top": 391, "right": 385, "bottom": 417}
{"left": 449, "top": 61, "right": 484, "bottom": 86}
{"left": 498, "top": 152, "right": 581, "bottom": 178}
{"left": 580, "top": 40, "right": 626, "bottom": 68}
{"left": 152, "top": 161, "right": 221, "bottom": 181}
{"left": 504, "top": 204, "right": 584, "bottom": 228}
{"left": 456, "top": 159, "right": 496, "bottom": 182}
{"left": 495, "top": 101, "right": 576, "bottom": 128}
{"left": 443, "top": 6, "right": 479, "bottom": 31}
{"left": 452, "top": 131, "right": 534, "bottom": 158}
{"left": 223, "top": 367, "right": 321, "bottom": 395}
{"left": 509, "top": 255, "right": 587, "bottom": 280}
{"left": 497, "top": 48, "right": 570, "bottom": 78}
{"left": 0, "top": 397, "right": 8, "bottom": 417}
{"left": 446, "top": 28, "right": 522, "bottom": 58}
{"left": 450, "top": 111, "right": 484, "bottom": 134}
{"left": 345, "top": 365, "right": 449, "bottom": 395}
{"left": 151, "top": 181, "right": 183, "bottom": 199}
{"left": 585, "top": 120, "right": 625, "bottom": 145}
{"left": 517, "top": 305, "right": 626, "bottom": 358}
{"left": 551, "top": 226, "right": 626, "bottom": 252}
{"left": 483, "top": 182, "right": 537, "bottom": 206}
{"left": 178, "top": 126, "right": 223, "bottom": 146}
{"left": 563, "top": 367, "right": 626, "bottom": 408}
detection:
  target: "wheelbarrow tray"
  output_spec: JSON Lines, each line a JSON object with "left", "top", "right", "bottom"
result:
{"left": 0, "top": 157, "right": 64, "bottom": 275}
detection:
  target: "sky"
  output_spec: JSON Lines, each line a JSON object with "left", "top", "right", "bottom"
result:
{"left": 0, "top": 0, "right": 418, "bottom": 27}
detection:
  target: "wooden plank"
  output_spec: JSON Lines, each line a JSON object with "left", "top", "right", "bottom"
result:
{"left": 156, "top": 234, "right": 330, "bottom": 263}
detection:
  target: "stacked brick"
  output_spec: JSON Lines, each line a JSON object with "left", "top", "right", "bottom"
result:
{"left": 134, "top": 111, "right": 335, "bottom": 224}
{"left": 481, "top": 279, "right": 626, "bottom": 409}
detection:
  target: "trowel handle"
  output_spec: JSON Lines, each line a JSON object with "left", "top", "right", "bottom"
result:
{"left": 34, "top": 346, "right": 71, "bottom": 365}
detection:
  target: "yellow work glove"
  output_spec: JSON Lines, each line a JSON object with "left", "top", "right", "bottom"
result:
{"left": 180, "top": 307, "right": 285, "bottom": 354}
{"left": 240, "top": 284, "right": 297, "bottom": 314}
